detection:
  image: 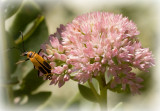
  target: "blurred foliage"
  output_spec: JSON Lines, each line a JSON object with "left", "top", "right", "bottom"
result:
{"left": 9, "top": 0, "right": 41, "bottom": 39}
{"left": 2, "top": 0, "right": 51, "bottom": 110}
{"left": 14, "top": 69, "right": 44, "bottom": 96}
{"left": 17, "top": 92, "right": 51, "bottom": 110}
{"left": 2, "top": 0, "right": 155, "bottom": 111}
{"left": 2, "top": 0, "right": 22, "bottom": 19}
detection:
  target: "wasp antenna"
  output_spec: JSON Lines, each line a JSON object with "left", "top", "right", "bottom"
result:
{"left": 16, "top": 60, "right": 25, "bottom": 64}
{"left": 20, "top": 31, "right": 25, "bottom": 52}
{"left": 16, "top": 58, "right": 29, "bottom": 64}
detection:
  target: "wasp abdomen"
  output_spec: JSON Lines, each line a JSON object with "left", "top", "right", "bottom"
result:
{"left": 38, "top": 66, "right": 47, "bottom": 74}
{"left": 36, "top": 58, "right": 51, "bottom": 74}
{"left": 43, "top": 61, "right": 51, "bottom": 69}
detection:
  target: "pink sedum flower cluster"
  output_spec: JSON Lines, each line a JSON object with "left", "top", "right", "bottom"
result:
{"left": 41, "top": 12, "right": 154, "bottom": 94}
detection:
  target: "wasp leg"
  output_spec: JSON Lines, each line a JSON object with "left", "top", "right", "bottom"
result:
{"left": 42, "top": 74, "right": 52, "bottom": 80}
{"left": 42, "top": 55, "right": 48, "bottom": 60}
{"left": 38, "top": 49, "right": 42, "bottom": 54}
{"left": 37, "top": 70, "right": 42, "bottom": 77}
{"left": 49, "top": 55, "right": 54, "bottom": 59}
{"left": 47, "top": 74, "right": 53, "bottom": 80}
{"left": 46, "top": 74, "right": 53, "bottom": 80}
{"left": 38, "top": 49, "right": 53, "bottom": 60}
{"left": 42, "top": 55, "right": 53, "bottom": 60}
{"left": 42, "top": 74, "right": 48, "bottom": 80}
{"left": 37, "top": 70, "right": 40, "bottom": 77}
{"left": 25, "top": 58, "right": 29, "bottom": 61}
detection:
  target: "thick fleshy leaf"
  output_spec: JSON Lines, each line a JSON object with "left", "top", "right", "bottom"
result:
{"left": 78, "top": 84, "right": 97, "bottom": 103}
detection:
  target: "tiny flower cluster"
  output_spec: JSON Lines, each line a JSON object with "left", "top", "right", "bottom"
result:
{"left": 40, "top": 25, "right": 70, "bottom": 87}
{"left": 41, "top": 12, "right": 154, "bottom": 94}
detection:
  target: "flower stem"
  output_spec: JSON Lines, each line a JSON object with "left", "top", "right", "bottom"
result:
{"left": 97, "top": 75, "right": 107, "bottom": 111}
{"left": 87, "top": 75, "right": 108, "bottom": 111}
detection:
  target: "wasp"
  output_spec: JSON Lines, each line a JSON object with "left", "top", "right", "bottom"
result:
{"left": 16, "top": 32, "right": 52, "bottom": 80}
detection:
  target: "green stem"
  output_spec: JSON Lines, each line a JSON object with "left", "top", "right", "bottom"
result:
{"left": 14, "top": 15, "right": 44, "bottom": 44}
{"left": 97, "top": 75, "right": 107, "bottom": 111}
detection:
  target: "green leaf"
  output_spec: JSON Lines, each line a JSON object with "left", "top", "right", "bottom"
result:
{"left": 5, "top": 31, "right": 21, "bottom": 76}
{"left": 19, "top": 18, "right": 48, "bottom": 52}
{"left": 9, "top": 0, "right": 41, "bottom": 40}
{"left": 21, "top": 70, "right": 44, "bottom": 93}
{"left": 14, "top": 69, "right": 45, "bottom": 96}
{"left": 78, "top": 84, "right": 97, "bottom": 103}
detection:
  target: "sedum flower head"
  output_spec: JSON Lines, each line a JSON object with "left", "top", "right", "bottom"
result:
{"left": 41, "top": 12, "right": 154, "bottom": 94}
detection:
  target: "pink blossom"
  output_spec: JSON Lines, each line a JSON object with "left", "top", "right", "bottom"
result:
{"left": 50, "top": 35, "right": 60, "bottom": 49}
{"left": 63, "top": 74, "right": 70, "bottom": 81}
{"left": 52, "top": 66, "right": 64, "bottom": 74}
{"left": 41, "top": 12, "right": 154, "bottom": 94}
